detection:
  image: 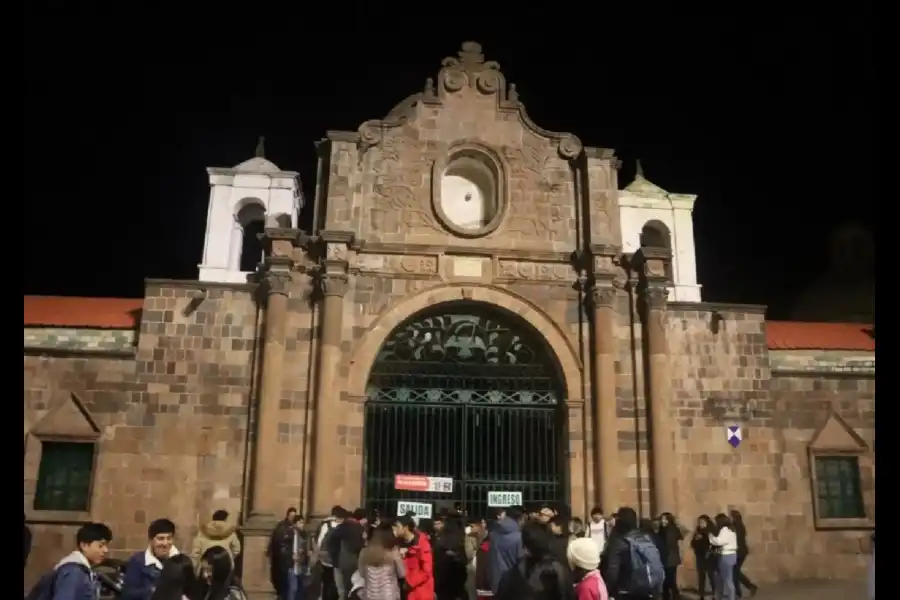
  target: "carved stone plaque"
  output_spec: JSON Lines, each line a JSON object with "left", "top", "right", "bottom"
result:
{"left": 497, "top": 260, "right": 575, "bottom": 281}
{"left": 355, "top": 254, "right": 437, "bottom": 275}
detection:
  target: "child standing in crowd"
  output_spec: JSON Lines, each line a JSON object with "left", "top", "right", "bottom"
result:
{"left": 567, "top": 538, "right": 609, "bottom": 600}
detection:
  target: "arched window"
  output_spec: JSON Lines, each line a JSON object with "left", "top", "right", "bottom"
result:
{"left": 640, "top": 220, "right": 674, "bottom": 281}
{"left": 234, "top": 201, "right": 265, "bottom": 272}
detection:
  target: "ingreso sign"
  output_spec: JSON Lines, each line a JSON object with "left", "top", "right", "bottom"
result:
{"left": 487, "top": 491, "right": 523, "bottom": 508}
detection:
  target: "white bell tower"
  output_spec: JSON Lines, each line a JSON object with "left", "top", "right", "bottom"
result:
{"left": 199, "top": 138, "right": 303, "bottom": 284}
{"left": 617, "top": 161, "right": 702, "bottom": 302}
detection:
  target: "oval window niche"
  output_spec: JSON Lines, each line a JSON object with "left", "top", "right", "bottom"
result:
{"left": 432, "top": 144, "right": 507, "bottom": 238}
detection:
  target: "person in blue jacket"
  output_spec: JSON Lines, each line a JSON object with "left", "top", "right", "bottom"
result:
{"left": 122, "top": 518, "right": 180, "bottom": 600}
{"left": 51, "top": 522, "right": 113, "bottom": 600}
{"left": 487, "top": 506, "right": 524, "bottom": 594}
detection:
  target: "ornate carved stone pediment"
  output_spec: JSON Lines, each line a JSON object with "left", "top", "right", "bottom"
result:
{"left": 355, "top": 42, "right": 582, "bottom": 161}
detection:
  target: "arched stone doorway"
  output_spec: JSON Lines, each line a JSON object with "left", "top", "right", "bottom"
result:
{"left": 362, "top": 301, "right": 568, "bottom": 519}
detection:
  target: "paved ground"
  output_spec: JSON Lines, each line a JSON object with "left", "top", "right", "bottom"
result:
{"left": 680, "top": 579, "right": 867, "bottom": 599}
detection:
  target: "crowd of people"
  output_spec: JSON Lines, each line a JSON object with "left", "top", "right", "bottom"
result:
{"left": 266, "top": 504, "right": 759, "bottom": 600}
{"left": 25, "top": 511, "right": 248, "bottom": 600}
{"left": 25, "top": 503, "right": 761, "bottom": 600}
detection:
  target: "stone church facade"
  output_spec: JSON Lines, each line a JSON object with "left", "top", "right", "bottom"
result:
{"left": 25, "top": 43, "right": 874, "bottom": 596}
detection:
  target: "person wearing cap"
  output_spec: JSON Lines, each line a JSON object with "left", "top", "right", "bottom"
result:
{"left": 567, "top": 538, "right": 609, "bottom": 600}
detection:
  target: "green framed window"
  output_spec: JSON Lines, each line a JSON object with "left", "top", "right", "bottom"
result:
{"left": 814, "top": 455, "right": 865, "bottom": 519}
{"left": 33, "top": 441, "right": 95, "bottom": 512}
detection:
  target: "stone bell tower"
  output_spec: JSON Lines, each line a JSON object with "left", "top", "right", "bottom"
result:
{"left": 198, "top": 138, "right": 304, "bottom": 283}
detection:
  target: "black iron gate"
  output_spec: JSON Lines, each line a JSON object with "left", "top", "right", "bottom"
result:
{"left": 363, "top": 306, "right": 566, "bottom": 519}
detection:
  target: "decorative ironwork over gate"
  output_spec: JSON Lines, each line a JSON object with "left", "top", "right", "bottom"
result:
{"left": 363, "top": 305, "right": 566, "bottom": 519}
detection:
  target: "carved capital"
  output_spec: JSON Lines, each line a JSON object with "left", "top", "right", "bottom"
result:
{"left": 591, "top": 285, "right": 618, "bottom": 309}
{"left": 643, "top": 287, "right": 668, "bottom": 310}
{"left": 319, "top": 273, "right": 349, "bottom": 298}
{"left": 264, "top": 271, "right": 293, "bottom": 297}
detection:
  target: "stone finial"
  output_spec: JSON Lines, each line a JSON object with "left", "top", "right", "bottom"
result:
{"left": 636, "top": 159, "right": 644, "bottom": 178}
{"left": 458, "top": 41, "right": 485, "bottom": 69}
{"left": 255, "top": 136, "right": 266, "bottom": 158}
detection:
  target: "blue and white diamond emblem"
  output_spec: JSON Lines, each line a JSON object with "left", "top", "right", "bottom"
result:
{"left": 727, "top": 425, "right": 742, "bottom": 448}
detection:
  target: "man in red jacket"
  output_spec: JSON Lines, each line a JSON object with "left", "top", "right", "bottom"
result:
{"left": 393, "top": 515, "right": 435, "bottom": 600}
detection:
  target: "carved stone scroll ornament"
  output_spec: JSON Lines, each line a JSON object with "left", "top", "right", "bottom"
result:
{"left": 358, "top": 121, "right": 383, "bottom": 153}
{"left": 319, "top": 273, "right": 349, "bottom": 298}
{"left": 558, "top": 134, "right": 583, "bottom": 160}
{"left": 440, "top": 41, "right": 502, "bottom": 95}
{"left": 264, "top": 271, "right": 293, "bottom": 297}
{"left": 643, "top": 287, "right": 669, "bottom": 310}
{"left": 591, "top": 286, "right": 618, "bottom": 309}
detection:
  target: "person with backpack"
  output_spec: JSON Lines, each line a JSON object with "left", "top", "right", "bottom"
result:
{"left": 314, "top": 506, "right": 347, "bottom": 600}
{"left": 495, "top": 522, "right": 573, "bottom": 600}
{"left": 599, "top": 507, "right": 664, "bottom": 600}
{"left": 191, "top": 510, "right": 242, "bottom": 571}
{"left": 26, "top": 521, "right": 113, "bottom": 600}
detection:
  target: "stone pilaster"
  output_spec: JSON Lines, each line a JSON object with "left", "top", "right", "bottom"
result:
{"left": 591, "top": 283, "right": 620, "bottom": 514}
{"left": 242, "top": 232, "right": 296, "bottom": 599}
{"left": 310, "top": 231, "right": 352, "bottom": 519}
{"left": 642, "top": 284, "right": 676, "bottom": 515}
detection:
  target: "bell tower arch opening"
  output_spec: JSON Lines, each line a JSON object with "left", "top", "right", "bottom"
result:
{"left": 362, "top": 301, "right": 568, "bottom": 519}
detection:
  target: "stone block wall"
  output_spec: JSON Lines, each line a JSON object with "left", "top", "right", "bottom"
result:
{"left": 666, "top": 303, "right": 875, "bottom": 583}
{"left": 24, "top": 281, "right": 259, "bottom": 587}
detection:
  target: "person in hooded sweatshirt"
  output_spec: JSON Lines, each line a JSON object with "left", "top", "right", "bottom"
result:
{"left": 191, "top": 510, "right": 243, "bottom": 570}
{"left": 47, "top": 522, "right": 113, "bottom": 600}
{"left": 487, "top": 506, "right": 524, "bottom": 595}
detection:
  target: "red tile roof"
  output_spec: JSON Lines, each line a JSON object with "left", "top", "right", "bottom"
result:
{"left": 766, "top": 321, "right": 874, "bottom": 351}
{"left": 24, "top": 296, "right": 143, "bottom": 329}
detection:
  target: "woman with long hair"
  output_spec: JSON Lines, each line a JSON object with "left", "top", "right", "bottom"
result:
{"left": 150, "top": 554, "right": 198, "bottom": 600}
{"left": 691, "top": 515, "right": 716, "bottom": 600}
{"left": 708, "top": 514, "right": 737, "bottom": 600}
{"left": 197, "top": 546, "right": 247, "bottom": 600}
{"left": 357, "top": 525, "right": 406, "bottom": 600}
{"left": 728, "top": 510, "right": 757, "bottom": 598}
{"left": 658, "top": 513, "right": 683, "bottom": 600}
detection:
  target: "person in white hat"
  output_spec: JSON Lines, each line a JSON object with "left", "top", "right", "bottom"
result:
{"left": 567, "top": 538, "right": 609, "bottom": 600}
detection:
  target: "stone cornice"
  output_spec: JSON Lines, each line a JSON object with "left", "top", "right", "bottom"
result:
{"left": 144, "top": 278, "right": 258, "bottom": 292}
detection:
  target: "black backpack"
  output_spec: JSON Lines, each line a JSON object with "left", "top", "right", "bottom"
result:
{"left": 25, "top": 571, "right": 58, "bottom": 600}
{"left": 26, "top": 564, "right": 93, "bottom": 600}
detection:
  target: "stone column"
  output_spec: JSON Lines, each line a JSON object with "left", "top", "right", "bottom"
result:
{"left": 310, "top": 232, "right": 352, "bottom": 518}
{"left": 247, "top": 269, "right": 292, "bottom": 520}
{"left": 591, "top": 284, "right": 620, "bottom": 514}
{"left": 643, "top": 285, "right": 676, "bottom": 515}
{"left": 241, "top": 232, "right": 296, "bottom": 600}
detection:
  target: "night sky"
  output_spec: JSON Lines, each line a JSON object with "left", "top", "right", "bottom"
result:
{"left": 24, "top": 9, "right": 874, "bottom": 319}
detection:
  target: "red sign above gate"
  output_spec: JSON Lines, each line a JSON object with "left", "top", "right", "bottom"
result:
{"left": 394, "top": 474, "right": 454, "bottom": 493}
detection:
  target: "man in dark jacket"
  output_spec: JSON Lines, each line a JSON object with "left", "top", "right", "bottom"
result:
{"left": 50, "top": 522, "right": 113, "bottom": 600}
{"left": 332, "top": 508, "right": 368, "bottom": 599}
{"left": 269, "top": 507, "right": 298, "bottom": 600}
{"left": 122, "top": 518, "right": 179, "bottom": 600}
{"left": 601, "top": 507, "right": 656, "bottom": 600}
{"left": 487, "top": 506, "right": 524, "bottom": 594}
